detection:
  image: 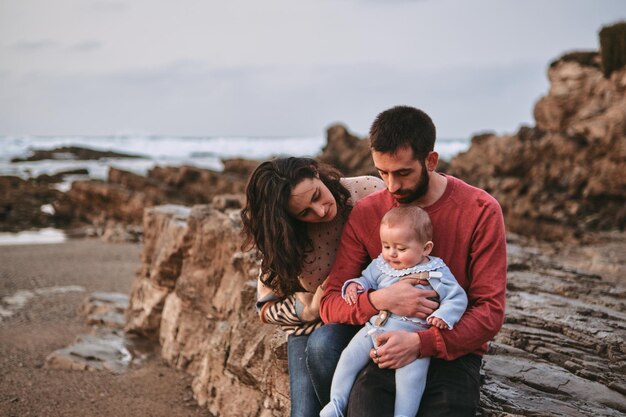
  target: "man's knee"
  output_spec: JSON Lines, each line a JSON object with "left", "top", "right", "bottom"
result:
{"left": 347, "top": 363, "right": 395, "bottom": 416}
{"left": 417, "top": 355, "right": 481, "bottom": 417}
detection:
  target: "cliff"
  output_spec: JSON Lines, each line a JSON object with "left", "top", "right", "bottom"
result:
{"left": 125, "top": 204, "right": 291, "bottom": 416}
{"left": 449, "top": 45, "right": 626, "bottom": 240}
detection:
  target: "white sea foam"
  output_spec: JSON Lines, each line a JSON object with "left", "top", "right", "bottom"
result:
{"left": 0, "top": 134, "right": 470, "bottom": 180}
{"left": 0, "top": 228, "right": 67, "bottom": 246}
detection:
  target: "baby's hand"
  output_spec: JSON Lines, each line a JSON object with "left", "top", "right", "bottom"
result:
{"left": 344, "top": 283, "right": 363, "bottom": 305}
{"left": 427, "top": 316, "right": 449, "bottom": 330}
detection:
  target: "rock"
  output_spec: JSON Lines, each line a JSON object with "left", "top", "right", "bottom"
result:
{"left": 126, "top": 204, "right": 289, "bottom": 415}
{"left": 100, "top": 221, "right": 143, "bottom": 243}
{"left": 11, "top": 146, "right": 143, "bottom": 163}
{"left": 45, "top": 290, "right": 155, "bottom": 375}
{"left": 44, "top": 330, "right": 131, "bottom": 373}
{"left": 54, "top": 164, "right": 254, "bottom": 230}
{"left": 318, "top": 124, "right": 377, "bottom": 176}
{"left": 211, "top": 193, "right": 246, "bottom": 211}
{"left": 480, "top": 233, "right": 626, "bottom": 416}
{"left": 81, "top": 292, "right": 129, "bottom": 329}
{"left": 126, "top": 204, "right": 626, "bottom": 415}
{"left": 599, "top": 21, "right": 626, "bottom": 78}
{"left": 125, "top": 205, "right": 191, "bottom": 338}
{"left": 0, "top": 176, "right": 63, "bottom": 232}
{"left": 449, "top": 47, "right": 626, "bottom": 240}
{"left": 124, "top": 278, "right": 171, "bottom": 338}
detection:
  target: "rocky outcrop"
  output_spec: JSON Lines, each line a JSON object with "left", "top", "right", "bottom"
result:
{"left": 449, "top": 51, "right": 626, "bottom": 240}
{"left": 600, "top": 22, "right": 626, "bottom": 78}
{"left": 53, "top": 161, "right": 257, "bottom": 233}
{"left": 10, "top": 146, "right": 142, "bottom": 163}
{"left": 125, "top": 205, "right": 290, "bottom": 416}
{"left": 126, "top": 205, "right": 626, "bottom": 416}
{"left": 0, "top": 176, "right": 63, "bottom": 232}
{"left": 318, "top": 124, "right": 377, "bottom": 176}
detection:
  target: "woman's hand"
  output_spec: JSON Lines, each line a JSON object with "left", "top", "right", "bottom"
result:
{"left": 297, "top": 285, "right": 324, "bottom": 322}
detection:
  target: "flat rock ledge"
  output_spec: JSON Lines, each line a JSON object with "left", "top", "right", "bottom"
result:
{"left": 45, "top": 292, "right": 153, "bottom": 374}
{"left": 126, "top": 205, "right": 626, "bottom": 416}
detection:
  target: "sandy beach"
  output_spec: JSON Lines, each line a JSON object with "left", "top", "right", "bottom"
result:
{"left": 0, "top": 239, "right": 212, "bottom": 417}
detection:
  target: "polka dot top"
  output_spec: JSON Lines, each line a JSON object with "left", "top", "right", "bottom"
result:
{"left": 298, "top": 176, "right": 385, "bottom": 292}
{"left": 256, "top": 175, "right": 385, "bottom": 333}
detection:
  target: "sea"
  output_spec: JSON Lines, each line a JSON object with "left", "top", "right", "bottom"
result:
{"left": 0, "top": 134, "right": 470, "bottom": 183}
{"left": 0, "top": 134, "right": 470, "bottom": 244}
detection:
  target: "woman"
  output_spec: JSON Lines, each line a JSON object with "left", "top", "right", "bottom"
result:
{"left": 241, "top": 157, "right": 384, "bottom": 417}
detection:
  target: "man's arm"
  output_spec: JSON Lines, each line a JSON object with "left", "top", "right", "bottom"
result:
{"left": 418, "top": 203, "right": 507, "bottom": 360}
{"left": 320, "top": 214, "right": 377, "bottom": 325}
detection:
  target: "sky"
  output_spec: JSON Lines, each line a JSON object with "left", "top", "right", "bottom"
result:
{"left": 0, "top": 0, "right": 624, "bottom": 139}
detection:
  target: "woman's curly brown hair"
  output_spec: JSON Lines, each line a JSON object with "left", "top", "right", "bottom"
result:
{"left": 241, "top": 157, "right": 351, "bottom": 296}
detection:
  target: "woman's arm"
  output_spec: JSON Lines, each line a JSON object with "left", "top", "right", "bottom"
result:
{"left": 257, "top": 273, "right": 320, "bottom": 326}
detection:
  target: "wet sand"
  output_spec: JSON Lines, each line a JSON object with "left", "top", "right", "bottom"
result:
{"left": 0, "top": 239, "right": 212, "bottom": 417}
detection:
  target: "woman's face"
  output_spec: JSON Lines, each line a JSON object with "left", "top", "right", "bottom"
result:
{"left": 286, "top": 177, "right": 338, "bottom": 223}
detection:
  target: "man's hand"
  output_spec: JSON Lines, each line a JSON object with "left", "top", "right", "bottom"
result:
{"left": 369, "top": 331, "right": 421, "bottom": 369}
{"left": 369, "top": 279, "right": 438, "bottom": 319}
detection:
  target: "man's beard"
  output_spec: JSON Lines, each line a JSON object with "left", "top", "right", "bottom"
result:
{"left": 394, "top": 163, "right": 429, "bottom": 204}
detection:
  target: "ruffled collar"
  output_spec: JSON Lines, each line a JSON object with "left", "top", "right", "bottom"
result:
{"left": 375, "top": 254, "right": 444, "bottom": 277}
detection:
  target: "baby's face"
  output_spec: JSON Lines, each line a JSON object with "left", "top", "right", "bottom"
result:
{"left": 380, "top": 224, "right": 427, "bottom": 270}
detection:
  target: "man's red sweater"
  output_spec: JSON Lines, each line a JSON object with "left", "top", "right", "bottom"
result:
{"left": 320, "top": 175, "right": 507, "bottom": 360}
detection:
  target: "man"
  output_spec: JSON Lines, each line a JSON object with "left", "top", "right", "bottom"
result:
{"left": 315, "top": 105, "right": 507, "bottom": 416}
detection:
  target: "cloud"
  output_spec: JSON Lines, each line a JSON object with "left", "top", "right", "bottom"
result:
{"left": 11, "top": 40, "right": 58, "bottom": 52}
{"left": 85, "top": 1, "right": 128, "bottom": 12}
{"left": 68, "top": 41, "right": 103, "bottom": 52}
{"left": 0, "top": 60, "right": 546, "bottom": 138}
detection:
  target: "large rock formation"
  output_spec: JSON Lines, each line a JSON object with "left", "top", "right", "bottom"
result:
{"left": 10, "top": 145, "right": 142, "bottom": 163}
{"left": 54, "top": 160, "right": 259, "bottom": 231}
{"left": 125, "top": 204, "right": 290, "bottom": 416}
{"left": 318, "top": 124, "right": 377, "bottom": 177}
{"left": 449, "top": 46, "right": 626, "bottom": 240}
{"left": 126, "top": 205, "right": 626, "bottom": 416}
{"left": 0, "top": 176, "right": 63, "bottom": 232}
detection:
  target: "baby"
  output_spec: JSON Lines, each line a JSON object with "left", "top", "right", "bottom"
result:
{"left": 320, "top": 206, "right": 468, "bottom": 417}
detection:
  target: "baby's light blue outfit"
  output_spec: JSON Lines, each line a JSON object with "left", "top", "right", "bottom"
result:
{"left": 319, "top": 255, "right": 468, "bottom": 417}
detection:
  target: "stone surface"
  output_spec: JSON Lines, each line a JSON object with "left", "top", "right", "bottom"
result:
{"left": 45, "top": 291, "right": 152, "bottom": 375}
{"left": 480, "top": 233, "right": 626, "bottom": 416}
{"left": 44, "top": 330, "right": 134, "bottom": 374}
{"left": 126, "top": 205, "right": 626, "bottom": 416}
{"left": 82, "top": 292, "right": 130, "bottom": 329}
{"left": 126, "top": 204, "right": 289, "bottom": 415}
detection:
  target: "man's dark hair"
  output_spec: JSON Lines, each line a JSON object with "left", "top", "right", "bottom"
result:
{"left": 369, "top": 105, "right": 436, "bottom": 161}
